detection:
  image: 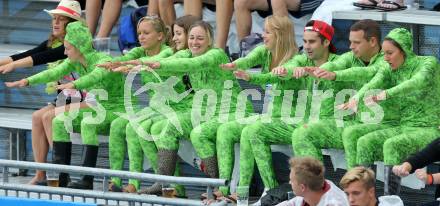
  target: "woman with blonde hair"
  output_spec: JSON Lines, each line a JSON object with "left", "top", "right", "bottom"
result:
{"left": 215, "top": 15, "right": 301, "bottom": 200}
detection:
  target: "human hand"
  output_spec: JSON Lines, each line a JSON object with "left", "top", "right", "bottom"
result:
{"left": 392, "top": 162, "right": 412, "bottom": 177}
{"left": 312, "top": 68, "right": 336, "bottom": 80}
{"left": 272, "top": 66, "right": 288, "bottom": 77}
{"left": 0, "top": 63, "right": 15, "bottom": 74}
{"left": 336, "top": 99, "right": 358, "bottom": 113}
{"left": 415, "top": 169, "right": 429, "bottom": 184}
{"left": 5, "top": 79, "right": 28, "bottom": 87}
{"left": 55, "top": 82, "right": 75, "bottom": 90}
{"left": 143, "top": 61, "right": 160, "bottom": 69}
{"left": 122, "top": 60, "right": 142, "bottom": 66}
{"left": 220, "top": 63, "right": 236, "bottom": 71}
{"left": 365, "top": 91, "right": 387, "bottom": 106}
{"left": 233, "top": 70, "right": 250, "bottom": 81}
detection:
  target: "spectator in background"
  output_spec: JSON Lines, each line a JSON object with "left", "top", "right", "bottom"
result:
{"left": 0, "top": 0, "right": 84, "bottom": 186}
{"left": 147, "top": 0, "right": 176, "bottom": 27}
{"left": 180, "top": 0, "right": 234, "bottom": 51}
{"left": 215, "top": 0, "right": 233, "bottom": 50}
{"left": 276, "top": 157, "right": 349, "bottom": 206}
{"left": 393, "top": 137, "right": 440, "bottom": 205}
{"left": 340, "top": 166, "right": 403, "bottom": 206}
{"left": 86, "top": 0, "right": 123, "bottom": 38}
{"left": 234, "top": 0, "right": 323, "bottom": 43}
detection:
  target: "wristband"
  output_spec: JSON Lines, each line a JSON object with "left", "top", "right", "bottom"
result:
{"left": 427, "top": 173, "right": 434, "bottom": 185}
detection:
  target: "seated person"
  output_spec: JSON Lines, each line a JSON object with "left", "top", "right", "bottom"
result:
{"left": 340, "top": 166, "right": 403, "bottom": 206}
{"left": 276, "top": 157, "right": 349, "bottom": 206}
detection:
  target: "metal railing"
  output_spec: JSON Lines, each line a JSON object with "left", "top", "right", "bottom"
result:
{"left": 0, "top": 159, "right": 228, "bottom": 206}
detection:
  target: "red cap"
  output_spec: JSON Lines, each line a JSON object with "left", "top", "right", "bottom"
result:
{"left": 304, "top": 20, "right": 336, "bottom": 53}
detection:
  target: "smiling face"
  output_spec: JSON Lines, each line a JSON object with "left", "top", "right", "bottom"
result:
{"left": 137, "top": 20, "right": 163, "bottom": 50}
{"left": 64, "top": 40, "right": 82, "bottom": 61}
{"left": 262, "top": 22, "right": 275, "bottom": 50}
{"left": 173, "top": 24, "right": 187, "bottom": 51}
{"left": 188, "top": 26, "right": 210, "bottom": 56}
{"left": 303, "top": 30, "right": 329, "bottom": 61}
{"left": 52, "top": 14, "right": 71, "bottom": 38}
{"left": 382, "top": 40, "right": 405, "bottom": 70}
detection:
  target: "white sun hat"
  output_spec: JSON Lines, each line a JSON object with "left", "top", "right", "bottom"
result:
{"left": 44, "top": 0, "right": 84, "bottom": 22}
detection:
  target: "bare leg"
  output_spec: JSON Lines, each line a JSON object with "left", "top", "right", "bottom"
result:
{"left": 234, "top": 0, "right": 269, "bottom": 41}
{"left": 44, "top": 102, "right": 90, "bottom": 146}
{"left": 271, "top": 0, "right": 300, "bottom": 16}
{"left": 85, "top": 0, "right": 102, "bottom": 36}
{"left": 96, "top": 0, "right": 123, "bottom": 38}
{"left": 41, "top": 106, "right": 56, "bottom": 148}
{"left": 215, "top": 0, "right": 233, "bottom": 49}
{"left": 184, "top": 0, "right": 203, "bottom": 18}
{"left": 29, "top": 105, "right": 55, "bottom": 184}
{"left": 158, "top": 0, "right": 176, "bottom": 27}
{"left": 148, "top": 0, "right": 160, "bottom": 16}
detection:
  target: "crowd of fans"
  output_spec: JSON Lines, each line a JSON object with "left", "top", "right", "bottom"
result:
{"left": 1, "top": 0, "right": 440, "bottom": 206}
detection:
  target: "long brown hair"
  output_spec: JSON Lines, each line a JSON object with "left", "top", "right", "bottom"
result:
{"left": 47, "top": 16, "right": 75, "bottom": 47}
{"left": 265, "top": 15, "right": 298, "bottom": 70}
{"left": 171, "top": 15, "right": 201, "bottom": 52}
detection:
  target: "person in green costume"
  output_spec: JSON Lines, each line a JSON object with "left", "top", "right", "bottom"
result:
{"left": 0, "top": 0, "right": 83, "bottom": 185}
{"left": 137, "top": 20, "right": 253, "bottom": 195}
{"left": 237, "top": 20, "right": 339, "bottom": 204}
{"left": 96, "top": 16, "right": 174, "bottom": 193}
{"left": 340, "top": 28, "right": 440, "bottom": 195}
{"left": 6, "top": 21, "right": 126, "bottom": 189}
{"left": 101, "top": 15, "right": 199, "bottom": 194}
{"left": 290, "top": 19, "right": 387, "bottom": 167}
{"left": 213, "top": 15, "right": 299, "bottom": 199}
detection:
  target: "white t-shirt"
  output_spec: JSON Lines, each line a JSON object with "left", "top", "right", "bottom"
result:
{"left": 276, "top": 180, "right": 349, "bottom": 206}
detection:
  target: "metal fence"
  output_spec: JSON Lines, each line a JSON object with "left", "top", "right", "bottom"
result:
{"left": 0, "top": 159, "right": 228, "bottom": 206}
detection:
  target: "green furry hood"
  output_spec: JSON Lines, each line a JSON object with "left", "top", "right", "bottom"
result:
{"left": 65, "top": 21, "right": 94, "bottom": 55}
{"left": 385, "top": 28, "right": 414, "bottom": 58}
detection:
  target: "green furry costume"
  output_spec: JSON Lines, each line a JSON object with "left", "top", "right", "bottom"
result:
{"left": 26, "top": 22, "right": 126, "bottom": 188}
{"left": 121, "top": 49, "right": 193, "bottom": 193}
{"left": 244, "top": 52, "right": 338, "bottom": 191}
{"left": 216, "top": 45, "right": 307, "bottom": 194}
{"left": 351, "top": 28, "right": 440, "bottom": 167}
{"left": 108, "top": 44, "right": 175, "bottom": 190}
{"left": 142, "top": 47, "right": 252, "bottom": 194}
{"left": 290, "top": 45, "right": 385, "bottom": 167}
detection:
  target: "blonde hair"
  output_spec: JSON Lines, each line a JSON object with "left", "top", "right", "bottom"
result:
{"left": 265, "top": 15, "right": 298, "bottom": 70}
{"left": 340, "top": 166, "right": 375, "bottom": 190}
{"left": 189, "top": 21, "right": 214, "bottom": 48}
{"left": 138, "top": 16, "right": 171, "bottom": 46}
{"left": 289, "top": 157, "right": 325, "bottom": 191}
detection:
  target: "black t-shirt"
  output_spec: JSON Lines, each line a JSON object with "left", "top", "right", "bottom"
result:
{"left": 10, "top": 40, "right": 67, "bottom": 66}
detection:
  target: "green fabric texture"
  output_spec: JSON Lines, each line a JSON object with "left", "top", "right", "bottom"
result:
{"left": 246, "top": 52, "right": 339, "bottom": 190}
{"left": 214, "top": 46, "right": 304, "bottom": 194}
{"left": 342, "top": 123, "right": 393, "bottom": 168}
{"left": 64, "top": 21, "right": 94, "bottom": 57}
{"left": 27, "top": 21, "right": 126, "bottom": 147}
{"left": 353, "top": 28, "right": 440, "bottom": 166}
{"left": 108, "top": 44, "right": 174, "bottom": 189}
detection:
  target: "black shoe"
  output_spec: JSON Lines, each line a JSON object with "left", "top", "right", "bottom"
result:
{"left": 52, "top": 142, "right": 72, "bottom": 187}
{"left": 67, "top": 145, "right": 99, "bottom": 190}
{"left": 68, "top": 179, "right": 93, "bottom": 189}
